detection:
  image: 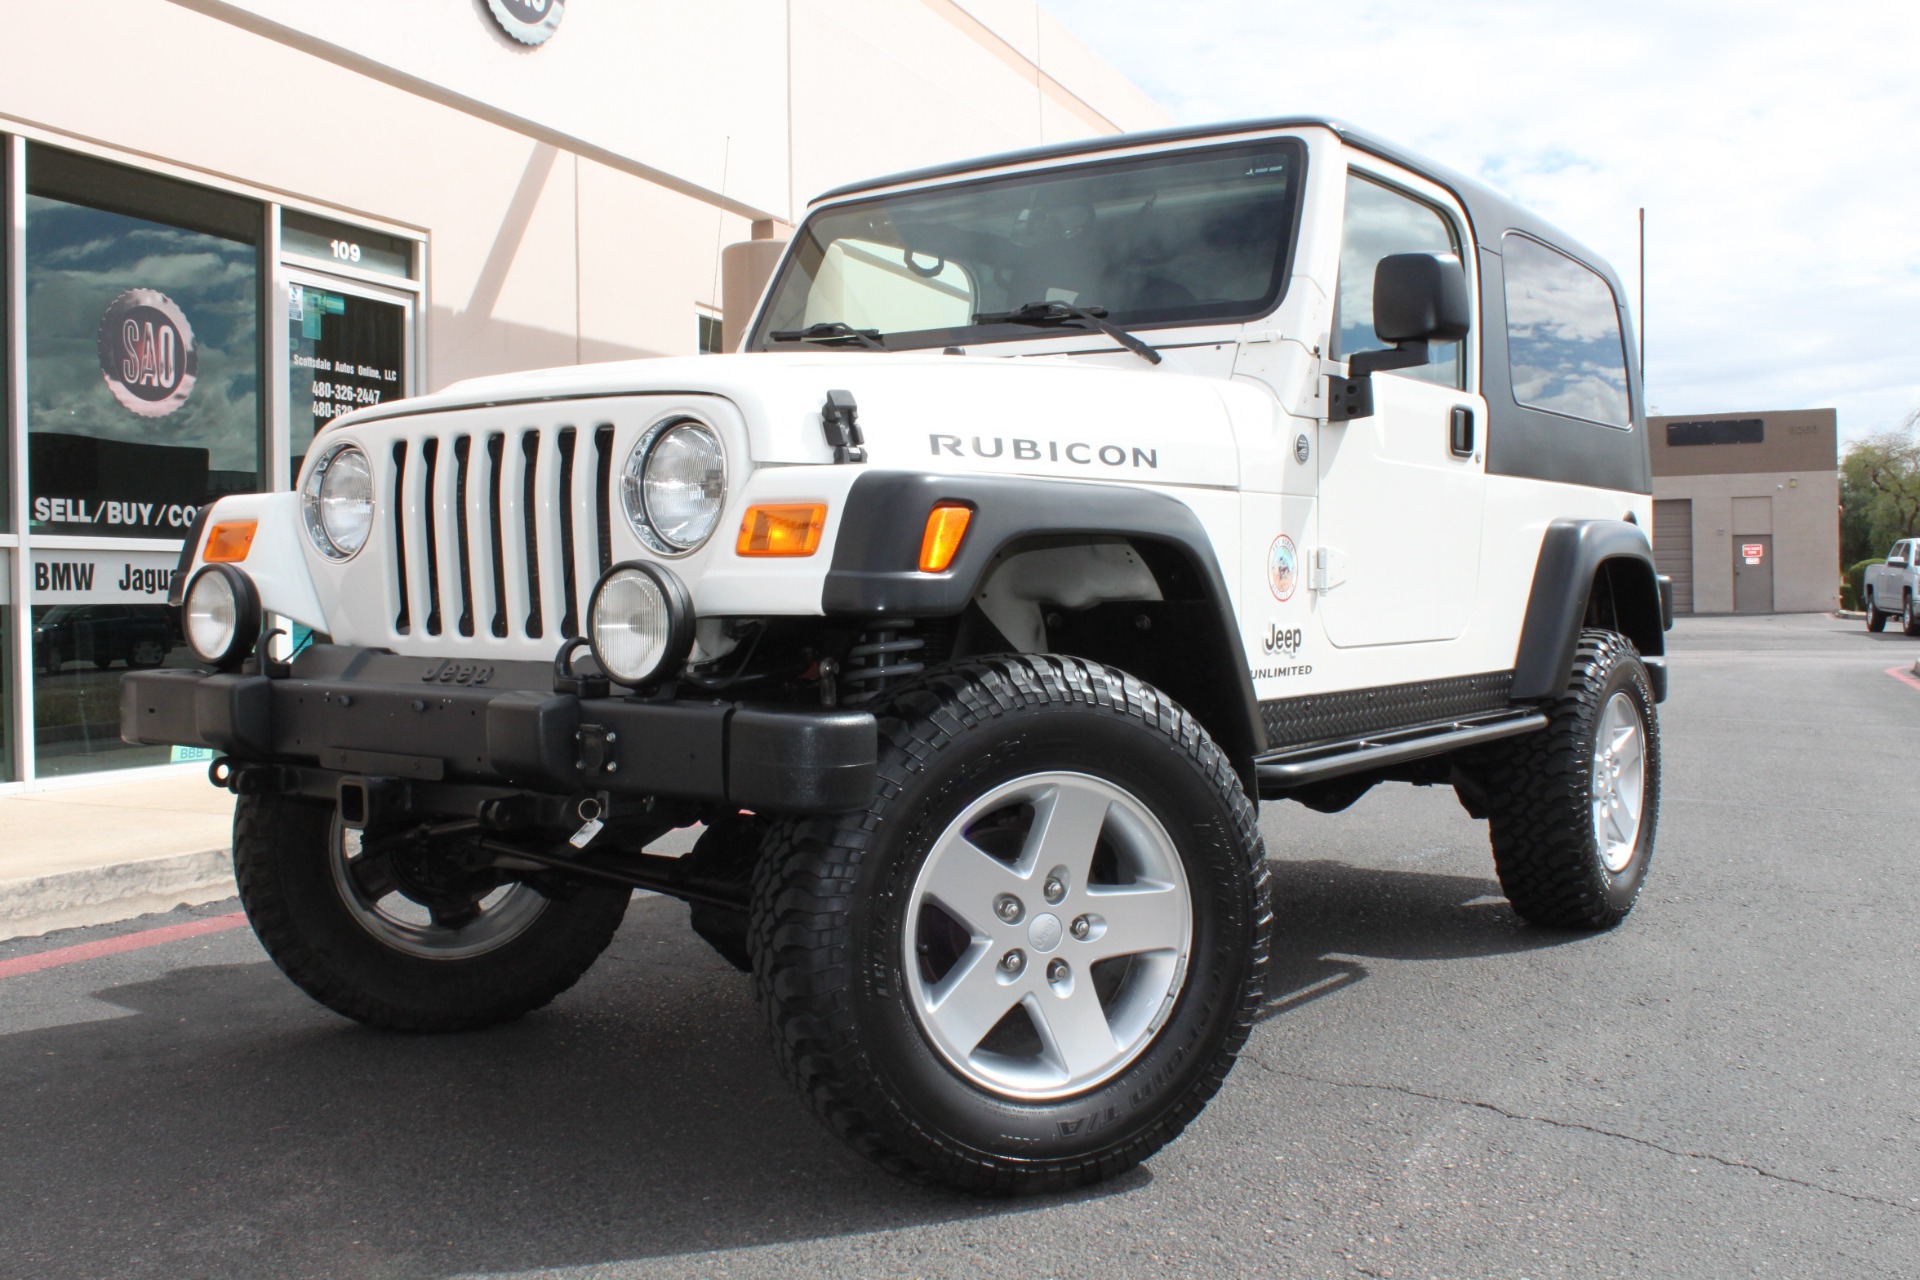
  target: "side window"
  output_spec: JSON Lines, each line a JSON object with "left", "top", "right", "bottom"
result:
{"left": 1502, "top": 233, "right": 1632, "bottom": 427}
{"left": 1332, "top": 173, "right": 1465, "bottom": 389}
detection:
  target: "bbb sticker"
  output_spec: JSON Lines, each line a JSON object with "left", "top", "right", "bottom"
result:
{"left": 1267, "top": 535, "right": 1298, "bottom": 602}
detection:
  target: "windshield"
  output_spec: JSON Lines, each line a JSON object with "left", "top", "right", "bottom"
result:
{"left": 752, "top": 138, "right": 1304, "bottom": 352}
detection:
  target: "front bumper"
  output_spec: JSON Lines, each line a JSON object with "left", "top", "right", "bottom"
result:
{"left": 122, "top": 645, "right": 877, "bottom": 814}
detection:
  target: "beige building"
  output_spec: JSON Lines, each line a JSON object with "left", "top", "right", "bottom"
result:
{"left": 0, "top": 0, "right": 1168, "bottom": 788}
{"left": 1649, "top": 409, "right": 1839, "bottom": 614}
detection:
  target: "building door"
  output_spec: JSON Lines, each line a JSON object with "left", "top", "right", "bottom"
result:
{"left": 1652, "top": 499, "right": 1693, "bottom": 614}
{"left": 283, "top": 271, "right": 414, "bottom": 486}
{"left": 1732, "top": 535, "right": 1773, "bottom": 613}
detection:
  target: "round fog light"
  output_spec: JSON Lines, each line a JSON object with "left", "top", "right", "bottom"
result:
{"left": 184, "top": 563, "right": 261, "bottom": 669}
{"left": 587, "top": 561, "right": 695, "bottom": 688}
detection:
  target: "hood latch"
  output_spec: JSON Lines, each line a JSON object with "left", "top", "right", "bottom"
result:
{"left": 822, "top": 389, "right": 867, "bottom": 464}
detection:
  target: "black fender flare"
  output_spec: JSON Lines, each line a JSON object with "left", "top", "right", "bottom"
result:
{"left": 1512, "top": 518, "right": 1669, "bottom": 702}
{"left": 823, "top": 471, "right": 1265, "bottom": 785}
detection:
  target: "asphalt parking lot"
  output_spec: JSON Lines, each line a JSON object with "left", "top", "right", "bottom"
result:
{"left": 2, "top": 612, "right": 1915, "bottom": 1279}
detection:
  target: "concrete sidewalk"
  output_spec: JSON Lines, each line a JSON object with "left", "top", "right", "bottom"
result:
{"left": 0, "top": 775, "right": 235, "bottom": 941}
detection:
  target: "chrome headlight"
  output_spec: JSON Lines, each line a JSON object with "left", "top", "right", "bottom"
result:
{"left": 302, "top": 441, "right": 375, "bottom": 561}
{"left": 587, "top": 561, "right": 695, "bottom": 688}
{"left": 621, "top": 418, "right": 726, "bottom": 554}
{"left": 183, "top": 563, "right": 260, "bottom": 669}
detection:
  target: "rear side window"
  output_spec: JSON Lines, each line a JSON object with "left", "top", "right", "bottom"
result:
{"left": 1502, "top": 233, "right": 1631, "bottom": 427}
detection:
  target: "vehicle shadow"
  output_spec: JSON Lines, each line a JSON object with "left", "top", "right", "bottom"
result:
{"left": 0, "top": 903, "right": 1136, "bottom": 1280}
{"left": 1256, "top": 858, "right": 1579, "bottom": 1023}
{"left": 0, "top": 862, "right": 1571, "bottom": 1279}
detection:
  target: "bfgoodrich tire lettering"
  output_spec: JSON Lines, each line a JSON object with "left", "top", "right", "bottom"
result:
{"left": 748, "top": 655, "right": 1270, "bottom": 1194}
{"left": 234, "top": 793, "right": 630, "bottom": 1032}
{"left": 1468, "top": 629, "right": 1660, "bottom": 930}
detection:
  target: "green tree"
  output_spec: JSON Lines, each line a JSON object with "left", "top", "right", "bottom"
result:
{"left": 1841, "top": 418, "right": 1920, "bottom": 563}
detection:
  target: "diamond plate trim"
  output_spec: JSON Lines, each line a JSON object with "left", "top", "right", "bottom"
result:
{"left": 1259, "top": 671, "right": 1516, "bottom": 750}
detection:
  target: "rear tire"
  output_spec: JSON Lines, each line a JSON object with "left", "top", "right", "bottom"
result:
{"left": 1902, "top": 596, "right": 1920, "bottom": 637}
{"left": 1466, "top": 630, "right": 1659, "bottom": 930}
{"left": 749, "top": 655, "right": 1269, "bottom": 1194}
{"left": 234, "top": 793, "right": 630, "bottom": 1031}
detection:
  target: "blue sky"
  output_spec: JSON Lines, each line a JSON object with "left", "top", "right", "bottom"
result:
{"left": 1038, "top": 0, "right": 1920, "bottom": 446}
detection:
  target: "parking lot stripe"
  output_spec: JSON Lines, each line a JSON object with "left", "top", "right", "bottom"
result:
{"left": 0, "top": 912, "right": 248, "bottom": 980}
{"left": 1884, "top": 665, "right": 1920, "bottom": 693}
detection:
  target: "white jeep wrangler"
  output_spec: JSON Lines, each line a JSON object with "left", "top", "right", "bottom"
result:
{"left": 125, "top": 117, "right": 1670, "bottom": 1194}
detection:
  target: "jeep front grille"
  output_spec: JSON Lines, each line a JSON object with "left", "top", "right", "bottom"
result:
{"left": 382, "top": 422, "right": 617, "bottom": 646}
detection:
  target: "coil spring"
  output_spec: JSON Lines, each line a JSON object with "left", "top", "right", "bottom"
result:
{"left": 841, "top": 620, "right": 925, "bottom": 704}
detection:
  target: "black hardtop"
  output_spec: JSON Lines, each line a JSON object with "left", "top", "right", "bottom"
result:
{"left": 817, "top": 116, "right": 1626, "bottom": 296}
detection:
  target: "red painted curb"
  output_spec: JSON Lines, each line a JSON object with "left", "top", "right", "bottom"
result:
{"left": 1885, "top": 665, "right": 1920, "bottom": 693}
{"left": 0, "top": 912, "right": 249, "bottom": 981}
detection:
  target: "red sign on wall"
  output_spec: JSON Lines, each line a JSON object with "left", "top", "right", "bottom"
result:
{"left": 1741, "top": 543, "right": 1764, "bottom": 558}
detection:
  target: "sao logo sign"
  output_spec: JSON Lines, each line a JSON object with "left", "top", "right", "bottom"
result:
{"left": 96, "top": 289, "right": 197, "bottom": 419}
{"left": 487, "top": 0, "right": 564, "bottom": 45}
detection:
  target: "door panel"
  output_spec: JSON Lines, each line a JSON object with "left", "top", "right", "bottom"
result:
{"left": 1732, "top": 534, "right": 1773, "bottom": 613}
{"left": 1317, "top": 375, "right": 1486, "bottom": 645}
{"left": 1316, "top": 168, "right": 1485, "bottom": 648}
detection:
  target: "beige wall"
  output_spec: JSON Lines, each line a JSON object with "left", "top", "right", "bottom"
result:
{"left": 1654, "top": 469, "right": 1840, "bottom": 613}
{"left": 1649, "top": 408, "right": 1837, "bottom": 478}
{"left": 0, "top": 0, "right": 1169, "bottom": 391}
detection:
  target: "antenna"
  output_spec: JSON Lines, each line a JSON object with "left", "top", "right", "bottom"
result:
{"left": 1637, "top": 207, "right": 1646, "bottom": 381}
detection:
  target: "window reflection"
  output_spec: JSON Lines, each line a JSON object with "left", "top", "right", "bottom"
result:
{"left": 1502, "top": 233, "right": 1631, "bottom": 427}
{"left": 25, "top": 146, "right": 261, "bottom": 540}
{"left": 31, "top": 600, "right": 194, "bottom": 777}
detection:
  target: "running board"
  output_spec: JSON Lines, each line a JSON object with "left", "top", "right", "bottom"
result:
{"left": 1255, "top": 710, "right": 1548, "bottom": 789}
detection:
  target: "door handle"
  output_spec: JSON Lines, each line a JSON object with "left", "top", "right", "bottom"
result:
{"left": 1449, "top": 406, "right": 1475, "bottom": 457}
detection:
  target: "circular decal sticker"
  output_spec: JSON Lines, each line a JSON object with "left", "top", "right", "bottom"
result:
{"left": 97, "top": 289, "right": 197, "bottom": 419}
{"left": 1267, "top": 535, "right": 1298, "bottom": 603}
{"left": 486, "top": 0, "right": 564, "bottom": 45}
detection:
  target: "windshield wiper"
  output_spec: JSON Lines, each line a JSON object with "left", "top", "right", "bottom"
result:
{"left": 970, "top": 300, "right": 1162, "bottom": 366}
{"left": 768, "top": 321, "right": 887, "bottom": 350}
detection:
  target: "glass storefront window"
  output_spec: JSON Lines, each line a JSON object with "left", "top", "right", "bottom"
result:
{"left": 30, "top": 591, "right": 190, "bottom": 778}
{"left": 25, "top": 145, "right": 262, "bottom": 539}
{"left": 23, "top": 146, "right": 264, "bottom": 777}
{"left": 0, "top": 553, "right": 14, "bottom": 782}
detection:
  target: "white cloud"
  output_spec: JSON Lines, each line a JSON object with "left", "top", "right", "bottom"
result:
{"left": 1039, "top": 0, "right": 1920, "bottom": 444}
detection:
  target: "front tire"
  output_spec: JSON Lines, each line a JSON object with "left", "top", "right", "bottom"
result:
{"left": 1866, "top": 591, "right": 1888, "bottom": 632}
{"left": 1468, "top": 630, "right": 1660, "bottom": 930}
{"left": 234, "top": 793, "right": 631, "bottom": 1031}
{"left": 749, "top": 656, "right": 1270, "bottom": 1195}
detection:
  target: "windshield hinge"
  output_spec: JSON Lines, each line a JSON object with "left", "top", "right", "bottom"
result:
{"left": 822, "top": 389, "right": 866, "bottom": 464}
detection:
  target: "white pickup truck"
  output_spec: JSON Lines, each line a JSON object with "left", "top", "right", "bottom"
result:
{"left": 1863, "top": 540, "right": 1920, "bottom": 634}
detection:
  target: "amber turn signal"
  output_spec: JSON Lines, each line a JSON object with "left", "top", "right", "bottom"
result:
{"left": 203, "top": 520, "right": 258, "bottom": 563}
{"left": 918, "top": 503, "right": 973, "bottom": 573}
{"left": 736, "top": 503, "right": 827, "bottom": 556}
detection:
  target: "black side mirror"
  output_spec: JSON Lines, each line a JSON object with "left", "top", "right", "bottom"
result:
{"left": 1327, "top": 254, "right": 1472, "bottom": 421}
{"left": 1373, "top": 253, "right": 1470, "bottom": 346}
